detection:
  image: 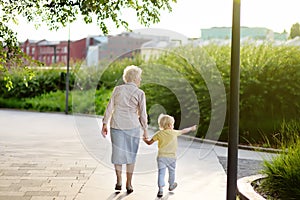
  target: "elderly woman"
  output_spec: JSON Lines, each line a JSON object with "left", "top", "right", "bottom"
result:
{"left": 101, "top": 65, "right": 148, "bottom": 194}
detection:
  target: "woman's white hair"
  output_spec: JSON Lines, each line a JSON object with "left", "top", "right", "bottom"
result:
{"left": 122, "top": 65, "right": 142, "bottom": 83}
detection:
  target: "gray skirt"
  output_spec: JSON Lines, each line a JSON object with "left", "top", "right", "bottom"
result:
{"left": 110, "top": 127, "right": 140, "bottom": 164}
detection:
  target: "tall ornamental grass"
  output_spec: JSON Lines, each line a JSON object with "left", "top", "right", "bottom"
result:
{"left": 260, "top": 120, "right": 300, "bottom": 199}
{"left": 1, "top": 43, "right": 299, "bottom": 146}
{"left": 203, "top": 43, "right": 300, "bottom": 144}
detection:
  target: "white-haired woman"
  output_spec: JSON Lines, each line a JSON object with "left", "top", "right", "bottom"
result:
{"left": 101, "top": 65, "right": 148, "bottom": 194}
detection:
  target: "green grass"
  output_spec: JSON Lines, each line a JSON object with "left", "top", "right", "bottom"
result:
{"left": 259, "top": 121, "right": 300, "bottom": 199}
{"left": 1, "top": 43, "right": 300, "bottom": 146}
{"left": 0, "top": 87, "right": 112, "bottom": 114}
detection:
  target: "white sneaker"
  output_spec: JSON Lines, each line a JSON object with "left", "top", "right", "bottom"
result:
{"left": 169, "top": 182, "right": 177, "bottom": 191}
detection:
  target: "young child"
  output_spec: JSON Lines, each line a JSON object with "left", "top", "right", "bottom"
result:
{"left": 143, "top": 114, "right": 197, "bottom": 198}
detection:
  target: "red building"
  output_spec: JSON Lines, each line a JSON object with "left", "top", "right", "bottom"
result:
{"left": 21, "top": 33, "right": 161, "bottom": 66}
{"left": 21, "top": 37, "right": 99, "bottom": 66}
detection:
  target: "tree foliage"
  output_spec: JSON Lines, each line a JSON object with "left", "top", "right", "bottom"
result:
{"left": 0, "top": 0, "right": 176, "bottom": 86}
{"left": 289, "top": 22, "right": 300, "bottom": 39}
{"left": 1, "top": 0, "right": 176, "bottom": 34}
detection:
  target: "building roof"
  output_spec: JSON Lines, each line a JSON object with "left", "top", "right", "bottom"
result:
{"left": 38, "top": 40, "right": 60, "bottom": 46}
{"left": 132, "top": 28, "right": 189, "bottom": 45}
{"left": 285, "top": 36, "right": 300, "bottom": 46}
{"left": 201, "top": 27, "right": 288, "bottom": 41}
{"left": 92, "top": 36, "right": 108, "bottom": 43}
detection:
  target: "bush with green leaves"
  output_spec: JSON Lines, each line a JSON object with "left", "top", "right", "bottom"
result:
{"left": 259, "top": 120, "right": 300, "bottom": 199}
{"left": 0, "top": 68, "right": 75, "bottom": 99}
{"left": 203, "top": 43, "right": 300, "bottom": 144}
{"left": 1, "top": 43, "right": 299, "bottom": 146}
{"left": 23, "top": 90, "right": 69, "bottom": 112}
{"left": 8, "top": 87, "right": 112, "bottom": 114}
{"left": 72, "top": 87, "right": 112, "bottom": 115}
{"left": 74, "top": 43, "right": 300, "bottom": 145}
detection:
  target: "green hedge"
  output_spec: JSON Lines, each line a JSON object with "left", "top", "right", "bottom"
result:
{"left": 260, "top": 120, "right": 300, "bottom": 199}
{"left": 1, "top": 43, "right": 299, "bottom": 146}
{"left": 203, "top": 43, "right": 300, "bottom": 144}
{"left": 0, "top": 68, "right": 75, "bottom": 98}
{"left": 0, "top": 87, "right": 111, "bottom": 114}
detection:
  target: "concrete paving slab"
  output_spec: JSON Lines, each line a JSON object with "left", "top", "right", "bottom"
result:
{"left": 0, "top": 109, "right": 228, "bottom": 199}
{"left": 77, "top": 144, "right": 227, "bottom": 200}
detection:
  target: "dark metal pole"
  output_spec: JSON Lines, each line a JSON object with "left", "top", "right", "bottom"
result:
{"left": 65, "top": 25, "right": 70, "bottom": 114}
{"left": 53, "top": 46, "right": 57, "bottom": 63}
{"left": 227, "top": 0, "right": 241, "bottom": 199}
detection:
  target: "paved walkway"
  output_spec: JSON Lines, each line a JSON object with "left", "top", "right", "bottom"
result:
{"left": 0, "top": 110, "right": 276, "bottom": 200}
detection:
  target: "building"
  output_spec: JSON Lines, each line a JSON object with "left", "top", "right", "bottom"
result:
{"left": 21, "top": 28, "right": 190, "bottom": 66}
{"left": 98, "top": 33, "right": 151, "bottom": 60}
{"left": 21, "top": 39, "right": 67, "bottom": 66}
{"left": 200, "top": 27, "right": 288, "bottom": 42}
{"left": 20, "top": 37, "right": 101, "bottom": 66}
{"left": 21, "top": 34, "right": 150, "bottom": 66}
{"left": 132, "top": 28, "right": 189, "bottom": 60}
{"left": 71, "top": 30, "right": 187, "bottom": 66}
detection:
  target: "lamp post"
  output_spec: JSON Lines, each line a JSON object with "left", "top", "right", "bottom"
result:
{"left": 226, "top": 0, "right": 241, "bottom": 199}
{"left": 65, "top": 23, "right": 70, "bottom": 114}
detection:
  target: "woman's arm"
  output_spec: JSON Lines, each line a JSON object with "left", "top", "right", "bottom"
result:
{"left": 101, "top": 88, "right": 116, "bottom": 138}
{"left": 138, "top": 91, "right": 148, "bottom": 130}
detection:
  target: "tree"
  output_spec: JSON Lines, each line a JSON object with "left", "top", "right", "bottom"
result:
{"left": 289, "top": 22, "right": 300, "bottom": 39}
{"left": 0, "top": 0, "right": 176, "bottom": 87}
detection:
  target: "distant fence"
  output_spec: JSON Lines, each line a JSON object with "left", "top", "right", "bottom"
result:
{"left": 28, "top": 66, "right": 70, "bottom": 70}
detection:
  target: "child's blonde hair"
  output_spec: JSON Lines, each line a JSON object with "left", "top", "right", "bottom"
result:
{"left": 158, "top": 114, "right": 175, "bottom": 130}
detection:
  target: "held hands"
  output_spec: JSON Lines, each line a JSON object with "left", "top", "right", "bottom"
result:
{"left": 143, "top": 137, "right": 148, "bottom": 143}
{"left": 142, "top": 130, "right": 153, "bottom": 145}
{"left": 143, "top": 136, "right": 154, "bottom": 145}
{"left": 143, "top": 129, "right": 149, "bottom": 140}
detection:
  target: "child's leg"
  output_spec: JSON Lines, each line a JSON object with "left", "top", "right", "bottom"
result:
{"left": 157, "top": 157, "right": 167, "bottom": 191}
{"left": 167, "top": 158, "right": 176, "bottom": 186}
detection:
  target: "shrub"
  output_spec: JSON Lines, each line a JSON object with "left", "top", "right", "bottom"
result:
{"left": 260, "top": 120, "right": 300, "bottom": 199}
{"left": 72, "top": 87, "right": 112, "bottom": 115}
{"left": 203, "top": 43, "right": 300, "bottom": 144}
{"left": 23, "top": 90, "right": 70, "bottom": 112}
{"left": 0, "top": 97, "right": 25, "bottom": 108}
{"left": 260, "top": 140, "right": 300, "bottom": 199}
{"left": 0, "top": 68, "right": 75, "bottom": 98}
{"left": 18, "top": 87, "right": 111, "bottom": 114}
{"left": 75, "top": 44, "right": 300, "bottom": 144}
{"left": 1, "top": 43, "right": 300, "bottom": 146}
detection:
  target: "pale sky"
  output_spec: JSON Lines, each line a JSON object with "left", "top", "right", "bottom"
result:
{"left": 12, "top": 0, "right": 300, "bottom": 42}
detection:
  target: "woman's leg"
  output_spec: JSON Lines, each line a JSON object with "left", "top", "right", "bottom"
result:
{"left": 114, "top": 164, "right": 122, "bottom": 186}
{"left": 126, "top": 163, "right": 135, "bottom": 188}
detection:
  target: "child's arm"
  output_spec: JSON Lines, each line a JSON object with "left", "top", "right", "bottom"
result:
{"left": 143, "top": 138, "right": 155, "bottom": 145}
{"left": 180, "top": 125, "right": 197, "bottom": 134}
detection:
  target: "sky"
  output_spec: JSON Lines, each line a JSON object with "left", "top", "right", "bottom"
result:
{"left": 11, "top": 0, "right": 300, "bottom": 42}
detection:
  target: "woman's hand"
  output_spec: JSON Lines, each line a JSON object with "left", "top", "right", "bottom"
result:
{"left": 101, "top": 124, "right": 108, "bottom": 138}
{"left": 143, "top": 129, "right": 149, "bottom": 139}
